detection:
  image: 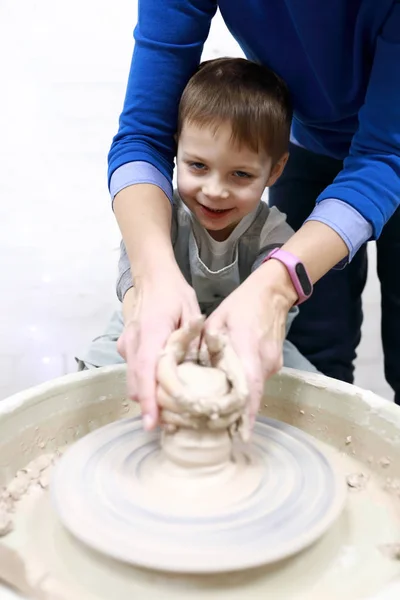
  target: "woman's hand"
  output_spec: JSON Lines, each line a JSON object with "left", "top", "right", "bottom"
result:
{"left": 204, "top": 259, "right": 297, "bottom": 424}
{"left": 117, "top": 273, "right": 201, "bottom": 431}
{"left": 113, "top": 184, "right": 203, "bottom": 431}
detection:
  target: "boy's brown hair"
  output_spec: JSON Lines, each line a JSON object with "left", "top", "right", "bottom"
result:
{"left": 177, "top": 57, "right": 292, "bottom": 164}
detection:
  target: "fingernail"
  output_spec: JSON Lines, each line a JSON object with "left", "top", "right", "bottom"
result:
{"left": 143, "top": 414, "right": 154, "bottom": 431}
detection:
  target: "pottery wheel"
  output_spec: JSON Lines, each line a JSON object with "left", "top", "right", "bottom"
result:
{"left": 51, "top": 414, "right": 347, "bottom": 573}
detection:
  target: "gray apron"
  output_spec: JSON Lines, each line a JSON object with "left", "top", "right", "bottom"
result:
{"left": 188, "top": 230, "right": 241, "bottom": 316}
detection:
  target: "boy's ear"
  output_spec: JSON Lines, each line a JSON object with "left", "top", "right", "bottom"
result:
{"left": 266, "top": 152, "right": 289, "bottom": 187}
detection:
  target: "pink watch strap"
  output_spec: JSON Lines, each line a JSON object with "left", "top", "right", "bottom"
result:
{"left": 262, "top": 248, "right": 313, "bottom": 305}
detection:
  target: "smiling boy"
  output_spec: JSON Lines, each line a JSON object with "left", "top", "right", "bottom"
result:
{"left": 77, "top": 58, "right": 317, "bottom": 373}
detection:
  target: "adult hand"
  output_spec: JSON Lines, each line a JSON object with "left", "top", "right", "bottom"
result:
{"left": 117, "top": 272, "right": 201, "bottom": 431}
{"left": 204, "top": 259, "right": 297, "bottom": 425}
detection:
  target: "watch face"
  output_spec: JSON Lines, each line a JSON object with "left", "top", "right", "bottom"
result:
{"left": 295, "top": 263, "right": 312, "bottom": 296}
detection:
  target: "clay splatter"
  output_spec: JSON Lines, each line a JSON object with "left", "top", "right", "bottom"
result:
{"left": 346, "top": 472, "right": 368, "bottom": 490}
{"left": 0, "top": 453, "right": 56, "bottom": 537}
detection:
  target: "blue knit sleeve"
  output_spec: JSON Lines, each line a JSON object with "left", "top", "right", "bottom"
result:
{"left": 107, "top": 0, "right": 217, "bottom": 190}
{"left": 316, "top": 2, "right": 400, "bottom": 239}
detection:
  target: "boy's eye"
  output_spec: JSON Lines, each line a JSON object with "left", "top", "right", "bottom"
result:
{"left": 234, "top": 171, "right": 252, "bottom": 179}
{"left": 189, "top": 162, "right": 206, "bottom": 170}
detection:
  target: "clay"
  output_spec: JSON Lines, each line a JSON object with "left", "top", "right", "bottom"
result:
{"left": 0, "top": 544, "right": 70, "bottom": 600}
{"left": 0, "top": 511, "right": 12, "bottom": 536}
{"left": 384, "top": 478, "right": 400, "bottom": 495}
{"left": 156, "top": 317, "right": 249, "bottom": 439}
{"left": 0, "top": 544, "right": 34, "bottom": 596}
{"left": 0, "top": 489, "right": 14, "bottom": 537}
{"left": 346, "top": 472, "right": 369, "bottom": 490}
{"left": 155, "top": 320, "right": 250, "bottom": 488}
{"left": 0, "top": 491, "right": 13, "bottom": 512}
{"left": 8, "top": 473, "right": 31, "bottom": 501}
{"left": 379, "top": 544, "right": 400, "bottom": 561}
{"left": 0, "top": 453, "right": 56, "bottom": 537}
{"left": 39, "top": 468, "right": 52, "bottom": 490}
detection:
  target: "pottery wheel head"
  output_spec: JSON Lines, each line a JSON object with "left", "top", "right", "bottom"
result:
{"left": 51, "top": 415, "right": 347, "bottom": 573}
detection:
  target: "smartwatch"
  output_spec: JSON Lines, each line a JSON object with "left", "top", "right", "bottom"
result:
{"left": 262, "top": 248, "right": 313, "bottom": 305}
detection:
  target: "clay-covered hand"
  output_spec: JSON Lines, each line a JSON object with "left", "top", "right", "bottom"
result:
{"left": 156, "top": 319, "right": 249, "bottom": 437}
{"left": 155, "top": 315, "right": 205, "bottom": 414}
{"left": 204, "top": 259, "right": 296, "bottom": 425}
{"left": 117, "top": 275, "right": 201, "bottom": 431}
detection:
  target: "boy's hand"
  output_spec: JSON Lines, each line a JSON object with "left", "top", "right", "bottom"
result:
{"left": 204, "top": 259, "right": 297, "bottom": 424}
{"left": 117, "top": 273, "right": 201, "bottom": 431}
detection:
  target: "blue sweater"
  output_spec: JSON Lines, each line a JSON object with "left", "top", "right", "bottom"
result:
{"left": 108, "top": 0, "right": 400, "bottom": 258}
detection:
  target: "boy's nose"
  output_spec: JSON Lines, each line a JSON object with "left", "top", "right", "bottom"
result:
{"left": 202, "top": 179, "right": 229, "bottom": 200}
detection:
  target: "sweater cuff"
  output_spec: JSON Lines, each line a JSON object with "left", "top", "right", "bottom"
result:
{"left": 305, "top": 198, "right": 373, "bottom": 263}
{"left": 110, "top": 161, "right": 173, "bottom": 205}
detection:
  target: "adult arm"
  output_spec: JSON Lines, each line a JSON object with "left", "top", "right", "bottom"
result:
{"left": 206, "top": 4, "right": 400, "bottom": 418}
{"left": 206, "top": 218, "right": 347, "bottom": 422}
{"left": 108, "top": 0, "right": 217, "bottom": 189}
{"left": 306, "top": 1, "right": 400, "bottom": 260}
{"left": 110, "top": 1, "right": 217, "bottom": 428}
{"left": 112, "top": 0, "right": 217, "bottom": 284}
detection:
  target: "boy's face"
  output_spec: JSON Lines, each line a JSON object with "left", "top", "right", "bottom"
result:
{"left": 176, "top": 121, "right": 287, "bottom": 241}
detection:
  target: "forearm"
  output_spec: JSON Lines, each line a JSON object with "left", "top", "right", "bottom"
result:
{"left": 122, "top": 287, "right": 137, "bottom": 325}
{"left": 251, "top": 221, "right": 348, "bottom": 308}
{"left": 113, "top": 183, "right": 179, "bottom": 281}
{"left": 282, "top": 221, "right": 348, "bottom": 283}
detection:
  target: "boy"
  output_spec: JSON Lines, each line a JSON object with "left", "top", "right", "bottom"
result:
{"left": 77, "top": 58, "right": 317, "bottom": 374}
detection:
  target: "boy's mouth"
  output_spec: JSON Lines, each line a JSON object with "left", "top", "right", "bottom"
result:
{"left": 198, "top": 203, "right": 233, "bottom": 219}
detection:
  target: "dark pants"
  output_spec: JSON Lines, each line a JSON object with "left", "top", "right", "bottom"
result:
{"left": 269, "top": 143, "right": 400, "bottom": 404}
